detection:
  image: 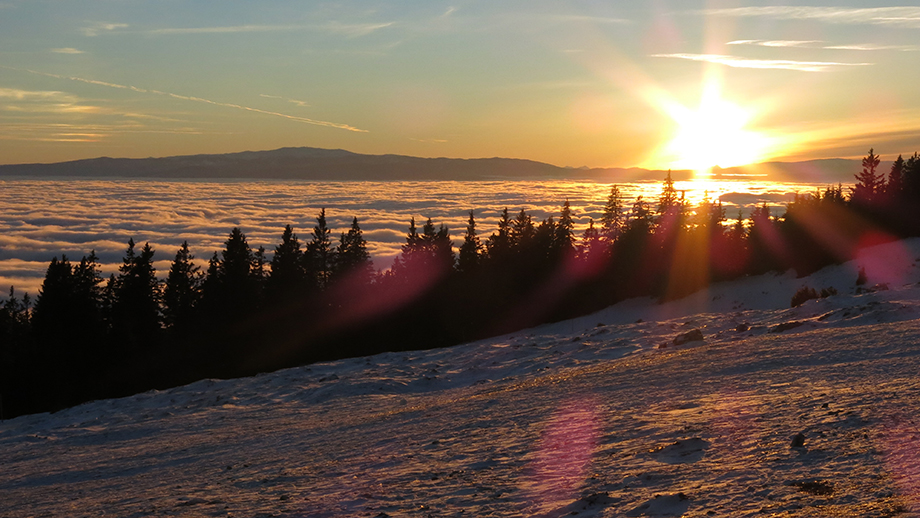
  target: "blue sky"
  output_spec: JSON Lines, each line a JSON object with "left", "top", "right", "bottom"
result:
{"left": 2, "top": 1, "right": 920, "bottom": 168}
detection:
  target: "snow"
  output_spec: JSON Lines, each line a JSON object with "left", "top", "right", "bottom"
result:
{"left": 5, "top": 238, "right": 920, "bottom": 516}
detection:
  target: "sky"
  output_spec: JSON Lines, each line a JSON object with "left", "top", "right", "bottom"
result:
{"left": 2, "top": 1, "right": 920, "bottom": 169}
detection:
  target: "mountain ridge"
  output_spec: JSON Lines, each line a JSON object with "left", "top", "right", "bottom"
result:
{"left": 0, "top": 146, "right": 869, "bottom": 183}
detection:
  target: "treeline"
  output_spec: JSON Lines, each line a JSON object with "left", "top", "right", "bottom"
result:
{"left": 1, "top": 148, "right": 918, "bottom": 418}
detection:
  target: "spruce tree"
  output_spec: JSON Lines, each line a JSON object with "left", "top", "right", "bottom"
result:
{"left": 217, "top": 227, "right": 259, "bottom": 316}
{"left": 485, "top": 208, "right": 512, "bottom": 262}
{"left": 335, "top": 217, "right": 374, "bottom": 283}
{"left": 72, "top": 250, "right": 104, "bottom": 335}
{"left": 888, "top": 154, "right": 905, "bottom": 199}
{"left": 31, "top": 256, "right": 75, "bottom": 342}
{"left": 657, "top": 171, "right": 680, "bottom": 215}
{"left": 600, "top": 185, "right": 624, "bottom": 242}
{"left": 164, "top": 241, "right": 201, "bottom": 329}
{"left": 510, "top": 209, "right": 535, "bottom": 250}
{"left": 553, "top": 200, "right": 575, "bottom": 254}
{"left": 577, "top": 218, "right": 601, "bottom": 260}
{"left": 457, "top": 210, "right": 481, "bottom": 275}
{"left": 305, "top": 208, "right": 334, "bottom": 290}
{"left": 904, "top": 152, "right": 920, "bottom": 199}
{"left": 851, "top": 148, "right": 884, "bottom": 206}
{"left": 252, "top": 246, "right": 267, "bottom": 301}
{"left": 432, "top": 223, "right": 455, "bottom": 271}
{"left": 112, "top": 240, "right": 162, "bottom": 348}
{"left": 267, "top": 224, "right": 305, "bottom": 300}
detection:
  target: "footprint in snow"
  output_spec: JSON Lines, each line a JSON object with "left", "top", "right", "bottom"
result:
{"left": 625, "top": 492, "right": 691, "bottom": 517}
{"left": 648, "top": 438, "right": 709, "bottom": 464}
{"left": 544, "top": 492, "right": 620, "bottom": 517}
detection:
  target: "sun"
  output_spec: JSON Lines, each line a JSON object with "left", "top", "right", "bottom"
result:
{"left": 659, "top": 84, "right": 772, "bottom": 173}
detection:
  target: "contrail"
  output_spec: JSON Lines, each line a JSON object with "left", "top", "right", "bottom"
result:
{"left": 2, "top": 66, "right": 368, "bottom": 133}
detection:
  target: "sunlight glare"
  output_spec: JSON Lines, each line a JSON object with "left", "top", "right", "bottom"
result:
{"left": 660, "top": 82, "right": 772, "bottom": 173}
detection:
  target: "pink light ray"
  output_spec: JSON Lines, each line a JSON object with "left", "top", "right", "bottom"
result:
{"left": 522, "top": 398, "right": 602, "bottom": 515}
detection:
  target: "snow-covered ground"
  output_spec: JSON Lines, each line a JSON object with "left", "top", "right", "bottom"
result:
{"left": 5, "top": 239, "right": 920, "bottom": 517}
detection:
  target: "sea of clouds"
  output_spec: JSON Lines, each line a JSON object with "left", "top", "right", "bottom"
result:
{"left": 0, "top": 178, "right": 821, "bottom": 297}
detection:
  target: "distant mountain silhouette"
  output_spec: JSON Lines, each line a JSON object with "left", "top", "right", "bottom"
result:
{"left": 0, "top": 147, "right": 867, "bottom": 183}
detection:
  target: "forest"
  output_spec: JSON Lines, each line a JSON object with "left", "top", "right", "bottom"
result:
{"left": 1, "top": 149, "right": 919, "bottom": 419}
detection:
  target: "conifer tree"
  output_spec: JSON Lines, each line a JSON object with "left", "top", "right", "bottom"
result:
{"left": 729, "top": 210, "right": 746, "bottom": 242}
{"left": 510, "top": 209, "right": 535, "bottom": 250}
{"left": 164, "top": 241, "right": 201, "bottom": 329}
{"left": 252, "top": 246, "right": 267, "bottom": 297}
{"left": 657, "top": 170, "right": 680, "bottom": 215}
{"left": 627, "top": 196, "right": 653, "bottom": 234}
{"left": 600, "top": 185, "right": 624, "bottom": 242}
{"left": 200, "top": 251, "right": 221, "bottom": 300}
{"left": 433, "top": 223, "right": 455, "bottom": 271}
{"left": 904, "top": 152, "right": 920, "bottom": 199}
{"left": 553, "top": 200, "right": 575, "bottom": 254}
{"left": 0, "top": 286, "right": 30, "bottom": 344}
{"left": 220, "top": 228, "right": 254, "bottom": 284}
{"left": 112, "top": 240, "right": 162, "bottom": 347}
{"left": 216, "top": 227, "right": 260, "bottom": 316}
{"left": 888, "top": 154, "right": 905, "bottom": 198}
{"left": 267, "top": 224, "right": 305, "bottom": 299}
{"left": 485, "top": 208, "right": 512, "bottom": 262}
{"left": 305, "top": 208, "right": 335, "bottom": 290}
{"left": 458, "top": 210, "right": 482, "bottom": 275}
{"left": 851, "top": 148, "right": 884, "bottom": 205}
{"left": 577, "top": 218, "right": 601, "bottom": 260}
{"left": 72, "top": 250, "right": 104, "bottom": 334}
{"left": 31, "top": 256, "right": 75, "bottom": 341}
{"left": 335, "top": 217, "right": 374, "bottom": 283}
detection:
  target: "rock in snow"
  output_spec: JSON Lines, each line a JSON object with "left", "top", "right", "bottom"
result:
{"left": 4, "top": 238, "right": 920, "bottom": 516}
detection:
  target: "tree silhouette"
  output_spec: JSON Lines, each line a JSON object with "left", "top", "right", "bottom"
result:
{"left": 458, "top": 210, "right": 482, "bottom": 275}
{"left": 887, "top": 154, "right": 905, "bottom": 199}
{"left": 600, "top": 185, "right": 624, "bottom": 243}
{"left": 851, "top": 148, "right": 884, "bottom": 206}
{"left": 656, "top": 170, "right": 680, "bottom": 216}
{"left": 111, "top": 240, "right": 161, "bottom": 350}
{"left": 305, "top": 208, "right": 334, "bottom": 290}
{"left": 335, "top": 216, "right": 374, "bottom": 283}
{"left": 31, "top": 256, "right": 75, "bottom": 344}
{"left": 553, "top": 200, "right": 575, "bottom": 255}
{"left": 267, "top": 224, "right": 305, "bottom": 301}
{"left": 164, "top": 241, "right": 201, "bottom": 329}
{"left": 485, "top": 208, "right": 512, "bottom": 263}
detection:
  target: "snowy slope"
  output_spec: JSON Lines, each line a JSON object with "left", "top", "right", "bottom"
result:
{"left": 4, "top": 239, "right": 920, "bottom": 517}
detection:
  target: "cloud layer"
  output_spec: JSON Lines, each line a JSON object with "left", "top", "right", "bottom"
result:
{"left": 0, "top": 178, "right": 821, "bottom": 298}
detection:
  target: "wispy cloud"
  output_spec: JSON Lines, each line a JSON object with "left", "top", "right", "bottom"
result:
{"left": 409, "top": 137, "right": 448, "bottom": 144}
{"left": 549, "top": 14, "right": 632, "bottom": 24}
{"left": 143, "top": 21, "right": 393, "bottom": 38}
{"left": 322, "top": 21, "right": 395, "bottom": 37}
{"left": 652, "top": 53, "right": 873, "bottom": 72}
{"left": 700, "top": 7, "right": 920, "bottom": 29}
{"left": 4, "top": 66, "right": 367, "bottom": 133}
{"left": 0, "top": 88, "right": 71, "bottom": 101}
{"left": 0, "top": 88, "right": 100, "bottom": 115}
{"left": 146, "top": 24, "right": 304, "bottom": 35}
{"left": 728, "top": 39, "right": 919, "bottom": 52}
{"left": 824, "top": 43, "right": 919, "bottom": 51}
{"left": 81, "top": 22, "right": 128, "bottom": 37}
{"left": 260, "top": 94, "right": 310, "bottom": 108}
{"left": 728, "top": 40, "right": 820, "bottom": 48}
{"left": 50, "top": 47, "right": 85, "bottom": 54}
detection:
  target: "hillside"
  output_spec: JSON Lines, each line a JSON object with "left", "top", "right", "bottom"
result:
{"left": 2, "top": 238, "right": 919, "bottom": 516}
{"left": 0, "top": 147, "right": 869, "bottom": 183}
